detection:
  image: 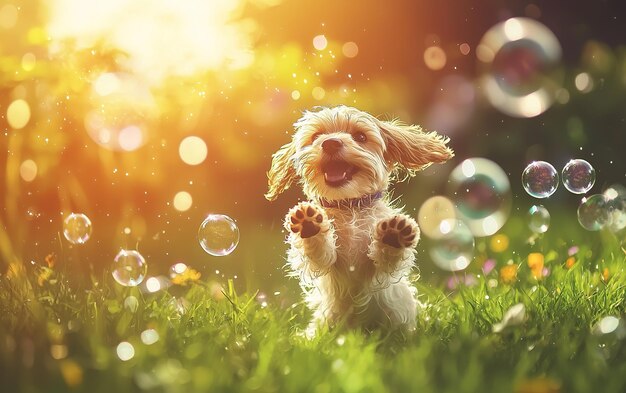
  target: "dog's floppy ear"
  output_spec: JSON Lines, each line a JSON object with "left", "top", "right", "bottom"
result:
{"left": 265, "top": 140, "right": 297, "bottom": 201}
{"left": 378, "top": 119, "right": 454, "bottom": 175}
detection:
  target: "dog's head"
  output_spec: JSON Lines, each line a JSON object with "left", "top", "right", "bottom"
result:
{"left": 265, "top": 106, "right": 454, "bottom": 202}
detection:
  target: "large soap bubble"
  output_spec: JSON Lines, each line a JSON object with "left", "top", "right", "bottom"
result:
{"left": 477, "top": 17, "right": 563, "bottom": 117}
{"left": 447, "top": 158, "right": 511, "bottom": 237}
{"left": 429, "top": 219, "right": 475, "bottom": 272}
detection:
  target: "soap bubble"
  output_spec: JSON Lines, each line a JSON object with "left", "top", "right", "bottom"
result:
{"left": 112, "top": 249, "right": 147, "bottom": 287}
{"left": 198, "top": 214, "right": 239, "bottom": 256}
{"left": 429, "top": 219, "right": 475, "bottom": 271}
{"left": 522, "top": 161, "right": 559, "bottom": 198}
{"left": 527, "top": 205, "right": 550, "bottom": 233}
{"left": 63, "top": 213, "right": 93, "bottom": 244}
{"left": 447, "top": 158, "right": 511, "bottom": 237}
{"left": 604, "top": 185, "right": 626, "bottom": 232}
{"left": 477, "top": 17, "right": 562, "bottom": 117}
{"left": 562, "top": 159, "right": 595, "bottom": 194}
{"left": 417, "top": 196, "right": 457, "bottom": 239}
{"left": 577, "top": 194, "right": 608, "bottom": 231}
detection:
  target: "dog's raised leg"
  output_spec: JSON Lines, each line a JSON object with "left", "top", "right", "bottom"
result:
{"left": 369, "top": 214, "right": 419, "bottom": 273}
{"left": 285, "top": 202, "right": 336, "bottom": 275}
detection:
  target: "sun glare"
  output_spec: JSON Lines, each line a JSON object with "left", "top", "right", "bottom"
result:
{"left": 46, "top": 0, "right": 255, "bottom": 84}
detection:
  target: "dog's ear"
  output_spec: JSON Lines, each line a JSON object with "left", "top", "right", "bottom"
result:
{"left": 378, "top": 119, "right": 454, "bottom": 175}
{"left": 265, "top": 140, "right": 297, "bottom": 201}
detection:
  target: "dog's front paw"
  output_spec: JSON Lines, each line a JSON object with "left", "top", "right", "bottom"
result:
{"left": 376, "top": 215, "right": 419, "bottom": 249}
{"left": 287, "top": 202, "right": 328, "bottom": 239}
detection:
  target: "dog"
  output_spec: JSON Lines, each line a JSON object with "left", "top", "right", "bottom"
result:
{"left": 265, "top": 106, "right": 453, "bottom": 333}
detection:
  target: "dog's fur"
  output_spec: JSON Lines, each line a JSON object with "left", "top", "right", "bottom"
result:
{"left": 266, "top": 106, "right": 453, "bottom": 333}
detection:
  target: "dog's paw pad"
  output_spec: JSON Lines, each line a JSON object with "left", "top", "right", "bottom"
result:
{"left": 288, "top": 202, "right": 327, "bottom": 239}
{"left": 377, "top": 215, "right": 419, "bottom": 249}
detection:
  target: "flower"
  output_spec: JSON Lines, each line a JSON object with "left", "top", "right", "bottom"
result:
{"left": 565, "top": 257, "right": 576, "bottom": 269}
{"left": 171, "top": 266, "right": 201, "bottom": 286}
{"left": 528, "top": 253, "right": 544, "bottom": 279}
{"left": 500, "top": 264, "right": 518, "bottom": 284}
{"left": 482, "top": 259, "right": 496, "bottom": 275}
{"left": 602, "top": 267, "right": 610, "bottom": 282}
{"left": 568, "top": 246, "right": 579, "bottom": 256}
{"left": 45, "top": 253, "right": 57, "bottom": 268}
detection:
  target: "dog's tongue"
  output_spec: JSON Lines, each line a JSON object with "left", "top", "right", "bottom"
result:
{"left": 323, "top": 161, "right": 352, "bottom": 183}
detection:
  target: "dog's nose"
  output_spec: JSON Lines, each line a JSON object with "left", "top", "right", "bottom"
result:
{"left": 321, "top": 138, "right": 343, "bottom": 153}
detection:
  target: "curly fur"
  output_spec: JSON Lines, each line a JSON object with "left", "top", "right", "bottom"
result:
{"left": 266, "top": 105, "right": 454, "bottom": 334}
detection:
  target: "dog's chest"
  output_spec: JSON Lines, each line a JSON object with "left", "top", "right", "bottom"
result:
{"left": 327, "top": 207, "right": 379, "bottom": 268}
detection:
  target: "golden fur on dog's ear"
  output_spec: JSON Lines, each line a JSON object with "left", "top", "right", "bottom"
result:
{"left": 378, "top": 119, "right": 454, "bottom": 176}
{"left": 265, "top": 140, "right": 297, "bottom": 201}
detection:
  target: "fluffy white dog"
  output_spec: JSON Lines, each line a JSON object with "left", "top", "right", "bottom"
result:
{"left": 266, "top": 106, "right": 453, "bottom": 333}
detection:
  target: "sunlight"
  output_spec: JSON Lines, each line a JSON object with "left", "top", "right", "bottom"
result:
{"left": 46, "top": 0, "right": 255, "bottom": 84}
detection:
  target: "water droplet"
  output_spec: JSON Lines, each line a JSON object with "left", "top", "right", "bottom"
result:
{"left": 112, "top": 250, "right": 147, "bottom": 287}
{"left": 562, "top": 159, "right": 595, "bottom": 194}
{"left": 522, "top": 161, "right": 559, "bottom": 198}
{"left": 577, "top": 194, "right": 608, "bottom": 231}
{"left": 63, "top": 213, "right": 93, "bottom": 244}
{"left": 429, "top": 219, "right": 474, "bottom": 271}
{"left": 527, "top": 205, "right": 550, "bottom": 233}
{"left": 198, "top": 214, "right": 239, "bottom": 256}
{"left": 447, "top": 158, "right": 511, "bottom": 237}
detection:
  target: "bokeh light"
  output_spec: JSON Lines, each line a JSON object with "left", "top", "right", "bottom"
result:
{"left": 116, "top": 342, "right": 135, "bottom": 361}
{"left": 418, "top": 196, "right": 457, "bottom": 239}
{"left": 179, "top": 136, "right": 208, "bottom": 166}
{"left": 424, "top": 46, "right": 447, "bottom": 70}
{"left": 313, "top": 34, "right": 328, "bottom": 50}
{"left": 527, "top": 205, "right": 550, "bottom": 233}
{"left": 342, "top": 42, "right": 359, "bottom": 58}
{"left": 562, "top": 159, "right": 595, "bottom": 194}
{"left": 19, "top": 159, "right": 37, "bottom": 182}
{"left": 7, "top": 99, "right": 31, "bottom": 129}
{"left": 140, "top": 329, "right": 159, "bottom": 345}
{"left": 112, "top": 249, "right": 147, "bottom": 287}
{"left": 429, "top": 219, "right": 475, "bottom": 271}
{"left": 63, "top": 213, "right": 93, "bottom": 244}
{"left": 477, "top": 17, "right": 562, "bottom": 117}
{"left": 173, "top": 191, "right": 193, "bottom": 212}
{"left": 522, "top": 161, "right": 559, "bottom": 198}
{"left": 198, "top": 214, "right": 240, "bottom": 256}
{"left": 447, "top": 158, "right": 511, "bottom": 237}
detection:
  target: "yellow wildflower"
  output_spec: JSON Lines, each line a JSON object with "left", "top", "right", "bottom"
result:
{"left": 171, "top": 266, "right": 201, "bottom": 286}
{"left": 500, "top": 264, "right": 518, "bottom": 284}
{"left": 59, "top": 359, "right": 83, "bottom": 387}
{"left": 528, "top": 253, "right": 544, "bottom": 279}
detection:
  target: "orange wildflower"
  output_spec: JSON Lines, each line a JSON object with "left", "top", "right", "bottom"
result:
{"left": 528, "top": 253, "right": 544, "bottom": 279}
{"left": 602, "top": 268, "right": 610, "bottom": 282}
{"left": 565, "top": 257, "right": 575, "bottom": 269}
{"left": 45, "top": 253, "right": 57, "bottom": 268}
{"left": 500, "top": 264, "right": 518, "bottom": 284}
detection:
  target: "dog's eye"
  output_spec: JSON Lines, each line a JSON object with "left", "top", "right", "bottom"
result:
{"left": 352, "top": 131, "right": 367, "bottom": 143}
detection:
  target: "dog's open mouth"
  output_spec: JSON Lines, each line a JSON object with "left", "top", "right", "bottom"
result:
{"left": 322, "top": 160, "right": 358, "bottom": 187}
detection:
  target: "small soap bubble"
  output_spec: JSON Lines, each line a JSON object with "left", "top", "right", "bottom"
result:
{"left": 527, "top": 205, "right": 550, "bottom": 233}
{"left": 577, "top": 194, "right": 608, "bottom": 231}
{"left": 447, "top": 158, "right": 511, "bottom": 237}
{"left": 198, "top": 214, "right": 239, "bottom": 256}
{"left": 522, "top": 161, "right": 559, "bottom": 198}
{"left": 429, "top": 219, "right": 475, "bottom": 271}
{"left": 112, "top": 250, "right": 147, "bottom": 287}
{"left": 63, "top": 213, "right": 93, "bottom": 244}
{"left": 562, "top": 159, "right": 595, "bottom": 194}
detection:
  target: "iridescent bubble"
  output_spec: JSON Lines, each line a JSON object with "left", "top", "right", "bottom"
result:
{"left": 527, "top": 205, "right": 550, "bottom": 233}
{"left": 562, "top": 159, "right": 595, "bottom": 194}
{"left": 112, "top": 249, "right": 147, "bottom": 287}
{"left": 429, "top": 219, "right": 475, "bottom": 271}
{"left": 522, "top": 161, "right": 559, "bottom": 198}
{"left": 63, "top": 213, "right": 93, "bottom": 244}
{"left": 418, "top": 196, "right": 456, "bottom": 239}
{"left": 577, "top": 194, "right": 609, "bottom": 231}
{"left": 604, "top": 184, "right": 626, "bottom": 232}
{"left": 198, "top": 214, "right": 239, "bottom": 256}
{"left": 447, "top": 158, "right": 511, "bottom": 237}
{"left": 477, "top": 17, "right": 562, "bottom": 117}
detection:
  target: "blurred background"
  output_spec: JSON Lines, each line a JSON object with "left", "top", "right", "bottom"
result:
{"left": 1, "top": 0, "right": 625, "bottom": 298}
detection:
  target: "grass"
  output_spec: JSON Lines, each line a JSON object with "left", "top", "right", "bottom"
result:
{"left": 1, "top": 221, "right": 626, "bottom": 393}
